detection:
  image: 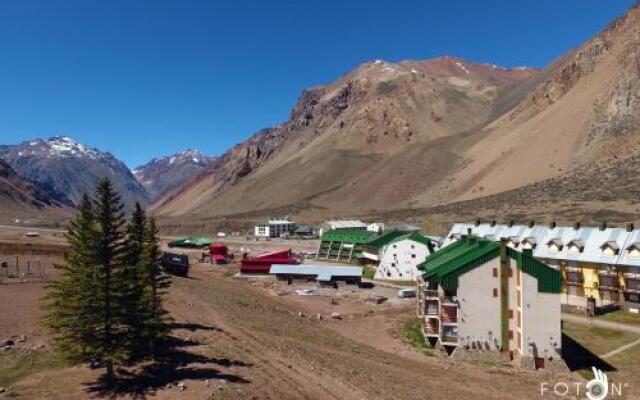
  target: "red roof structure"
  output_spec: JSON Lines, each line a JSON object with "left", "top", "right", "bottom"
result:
{"left": 240, "top": 249, "right": 298, "bottom": 273}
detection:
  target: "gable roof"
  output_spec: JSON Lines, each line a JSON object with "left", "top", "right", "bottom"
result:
{"left": 419, "top": 235, "right": 561, "bottom": 293}
{"left": 365, "top": 230, "right": 433, "bottom": 249}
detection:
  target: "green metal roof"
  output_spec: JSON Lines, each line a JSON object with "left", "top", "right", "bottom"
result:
{"left": 168, "top": 236, "right": 214, "bottom": 247}
{"left": 365, "top": 230, "right": 434, "bottom": 250}
{"left": 320, "top": 229, "right": 375, "bottom": 244}
{"left": 419, "top": 236, "right": 561, "bottom": 293}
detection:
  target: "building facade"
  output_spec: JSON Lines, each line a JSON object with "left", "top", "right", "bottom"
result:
{"left": 444, "top": 222, "right": 640, "bottom": 311}
{"left": 417, "top": 236, "right": 563, "bottom": 368}
{"left": 359, "top": 231, "right": 435, "bottom": 281}
{"left": 254, "top": 217, "right": 297, "bottom": 238}
{"left": 316, "top": 229, "right": 375, "bottom": 263}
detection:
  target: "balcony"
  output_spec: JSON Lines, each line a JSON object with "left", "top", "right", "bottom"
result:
{"left": 424, "top": 289, "right": 439, "bottom": 299}
{"left": 565, "top": 271, "right": 584, "bottom": 287}
{"left": 425, "top": 320, "right": 440, "bottom": 337}
{"left": 441, "top": 334, "right": 458, "bottom": 345}
{"left": 425, "top": 303, "right": 439, "bottom": 316}
{"left": 442, "top": 307, "right": 457, "bottom": 324}
{"left": 598, "top": 275, "right": 620, "bottom": 290}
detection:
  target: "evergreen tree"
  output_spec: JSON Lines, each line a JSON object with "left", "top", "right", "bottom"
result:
{"left": 121, "top": 202, "right": 147, "bottom": 356}
{"left": 139, "top": 217, "right": 170, "bottom": 359}
{"left": 44, "top": 194, "right": 99, "bottom": 363}
{"left": 91, "top": 177, "right": 128, "bottom": 379}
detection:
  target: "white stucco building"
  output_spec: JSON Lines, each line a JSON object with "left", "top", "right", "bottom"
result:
{"left": 417, "top": 234, "right": 563, "bottom": 369}
{"left": 360, "top": 231, "right": 435, "bottom": 281}
{"left": 254, "top": 217, "right": 296, "bottom": 238}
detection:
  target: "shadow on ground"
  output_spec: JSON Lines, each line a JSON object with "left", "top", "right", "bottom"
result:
{"left": 85, "top": 323, "right": 251, "bottom": 399}
{"left": 562, "top": 333, "right": 616, "bottom": 372}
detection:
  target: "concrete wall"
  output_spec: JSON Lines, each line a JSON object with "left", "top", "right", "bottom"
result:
{"left": 457, "top": 258, "right": 502, "bottom": 350}
{"left": 375, "top": 239, "right": 429, "bottom": 281}
{"left": 520, "top": 272, "right": 562, "bottom": 359}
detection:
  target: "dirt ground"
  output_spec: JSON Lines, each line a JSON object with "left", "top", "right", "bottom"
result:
{"left": 1, "top": 251, "right": 585, "bottom": 400}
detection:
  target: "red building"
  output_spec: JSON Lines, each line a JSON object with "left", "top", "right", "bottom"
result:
{"left": 240, "top": 249, "right": 298, "bottom": 273}
{"left": 209, "top": 243, "right": 231, "bottom": 264}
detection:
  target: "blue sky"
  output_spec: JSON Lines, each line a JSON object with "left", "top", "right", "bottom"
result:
{"left": 0, "top": 0, "right": 635, "bottom": 168}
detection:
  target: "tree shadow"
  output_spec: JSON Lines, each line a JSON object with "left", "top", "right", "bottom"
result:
{"left": 562, "top": 333, "right": 616, "bottom": 372}
{"left": 167, "top": 322, "right": 223, "bottom": 333}
{"left": 85, "top": 336, "right": 252, "bottom": 399}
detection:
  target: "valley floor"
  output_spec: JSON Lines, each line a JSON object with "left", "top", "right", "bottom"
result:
{"left": 0, "top": 262, "right": 592, "bottom": 400}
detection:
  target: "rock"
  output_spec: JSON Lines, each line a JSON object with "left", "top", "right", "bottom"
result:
{"left": 0, "top": 340, "right": 14, "bottom": 347}
{"left": 297, "top": 312, "right": 305, "bottom": 318}
{"left": 330, "top": 312, "right": 342, "bottom": 320}
{"left": 16, "top": 335, "right": 26, "bottom": 343}
{"left": 32, "top": 344, "right": 45, "bottom": 350}
{"left": 316, "top": 313, "right": 323, "bottom": 320}
{"left": 0, "top": 386, "right": 5, "bottom": 393}
{"left": 177, "top": 382, "right": 186, "bottom": 391}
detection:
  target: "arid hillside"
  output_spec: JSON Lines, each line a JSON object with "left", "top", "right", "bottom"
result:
{"left": 154, "top": 4, "right": 640, "bottom": 228}
{"left": 0, "top": 159, "right": 70, "bottom": 224}
{"left": 153, "top": 57, "right": 537, "bottom": 219}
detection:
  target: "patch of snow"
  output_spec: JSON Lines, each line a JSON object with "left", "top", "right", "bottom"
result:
{"left": 18, "top": 151, "right": 23, "bottom": 156}
{"left": 169, "top": 156, "right": 176, "bottom": 165}
{"left": 410, "top": 69, "right": 418, "bottom": 74}
{"left": 29, "top": 141, "right": 38, "bottom": 146}
{"left": 455, "top": 61, "right": 470, "bottom": 75}
{"left": 373, "top": 59, "right": 383, "bottom": 64}
{"left": 192, "top": 157, "right": 199, "bottom": 163}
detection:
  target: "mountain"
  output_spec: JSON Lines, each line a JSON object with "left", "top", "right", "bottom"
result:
{"left": 0, "top": 136, "right": 149, "bottom": 211}
{"left": 0, "top": 158, "right": 69, "bottom": 221}
{"left": 153, "top": 57, "right": 537, "bottom": 220}
{"left": 156, "top": 4, "right": 640, "bottom": 229}
{"left": 133, "top": 150, "right": 216, "bottom": 202}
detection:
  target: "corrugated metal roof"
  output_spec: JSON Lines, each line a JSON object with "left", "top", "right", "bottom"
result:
{"left": 443, "top": 223, "right": 640, "bottom": 268}
{"left": 269, "top": 264, "right": 362, "bottom": 281}
{"left": 324, "top": 220, "right": 367, "bottom": 229}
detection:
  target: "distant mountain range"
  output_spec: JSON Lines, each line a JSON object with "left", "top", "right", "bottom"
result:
{"left": 2, "top": 4, "right": 639, "bottom": 230}
{"left": 133, "top": 150, "right": 216, "bottom": 202}
{"left": 0, "top": 136, "right": 215, "bottom": 213}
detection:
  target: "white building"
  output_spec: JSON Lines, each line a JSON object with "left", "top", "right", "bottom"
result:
{"left": 254, "top": 217, "right": 296, "bottom": 238}
{"left": 417, "top": 235, "right": 563, "bottom": 369}
{"left": 360, "top": 231, "right": 435, "bottom": 281}
{"left": 318, "top": 219, "right": 367, "bottom": 236}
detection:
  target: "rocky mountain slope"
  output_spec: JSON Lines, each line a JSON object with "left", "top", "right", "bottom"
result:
{"left": 0, "top": 136, "right": 149, "bottom": 212}
{"left": 154, "top": 57, "right": 538, "bottom": 218}
{"left": 133, "top": 150, "right": 216, "bottom": 202}
{"left": 154, "top": 4, "right": 640, "bottom": 227}
{"left": 0, "top": 158, "right": 69, "bottom": 220}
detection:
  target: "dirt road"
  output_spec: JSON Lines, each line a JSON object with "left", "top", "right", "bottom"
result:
{"left": 3, "top": 263, "right": 565, "bottom": 399}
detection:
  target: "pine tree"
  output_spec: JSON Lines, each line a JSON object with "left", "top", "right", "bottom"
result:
{"left": 121, "top": 202, "right": 147, "bottom": 356}
{"left": 139, "top": 217, "right": 170, "bottom": 359}
{"left": 44, "top": 194, "right": 99, "bottom": 363}
{"left": 91, "top": 177, "right": 128, "bottom": 379}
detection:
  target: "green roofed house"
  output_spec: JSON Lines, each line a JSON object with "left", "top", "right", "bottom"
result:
{"left": 316, "top": 229, "right": 376, "bottom": 263}
{"left": 168, "top": 236, "right": 214, "bottom": 248}
{"left": 416, "top": 234, "right": 563, "bottom": 369}
{"left": 359, "top": 230, "right": 436, "bottom": 281}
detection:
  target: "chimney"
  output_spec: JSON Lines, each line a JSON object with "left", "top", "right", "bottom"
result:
{"left": 467, "top": 228, "right": 472, "bottom": 235}
{"left": 550, "top": 221, "right": 556, "bottom": 229}
{"left": 627, "top": 223, "right": 635, "bottom": 232}
{"left": 475, "top": 218, "right": 481, "bottom": 226}
{"left": 600, "top": 222, "right": 607, "bottom": 231}
{"left": 509, "top": 220, "right": 514, "bottom": 227}
{"left": 490, "top": 220, "right": 496, "bottom": 227}
{"left": 574, "top": 221, "right": 581, "bottom": 230}
{"left": 528, "top": 220, "right": 535, "bottom": 228}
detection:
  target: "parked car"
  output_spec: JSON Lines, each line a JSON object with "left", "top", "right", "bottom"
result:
{"left": 161, "top": 252, "right": 189, "bottom": 277}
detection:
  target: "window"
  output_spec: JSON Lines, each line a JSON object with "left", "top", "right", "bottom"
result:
{"left": 508, "top": 309, "right": 514, "bottom": 319}
{"left": 517, "top": 311, "right": 521, "bottom": 328}
{"left": 492, "top": 268, "right": 498, "bottom": 277}
{"left": 393, "top": 245, "right": 397, "bottom": 249}
{"left": 391, "top": 263, "right": 396, "bottom": 267}
{"left": 493, "top": 288, "right": 498, "bottom": 297}
{"left": 411, "top": 244, "right": 415, "bottom": 249}
{"left": 411, "top": 254, "right": 416, "bottom": 258}
{"left": 517, "top": 292, "right": 521, "bottom": 307}
{"left": 508, "top": 330, "right": 514, "bottom": 340}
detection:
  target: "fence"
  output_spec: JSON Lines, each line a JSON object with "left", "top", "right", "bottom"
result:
{"left": 0, "top": 256, "right": 48, "bottom": 283}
